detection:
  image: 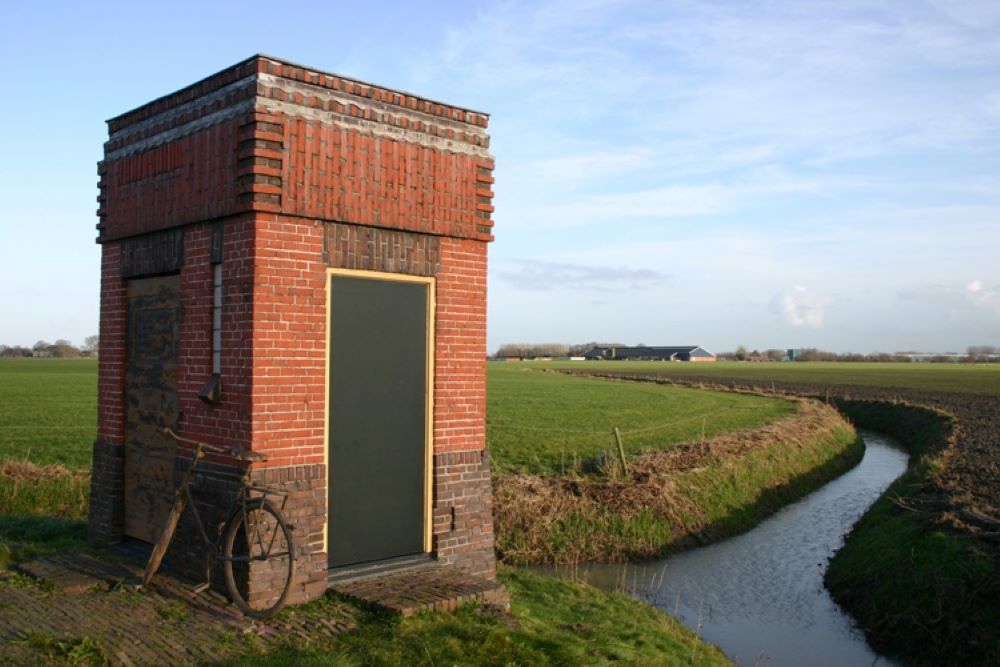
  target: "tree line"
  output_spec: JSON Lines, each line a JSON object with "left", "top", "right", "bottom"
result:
{"left": 494, "top": 342, "right": 627, "bottom": 359}
{"left": 722, "top": 345, "right": 1000, "bottom": 363}
{"left": 0, "top": 336, "right": 99, "bottom": 358}
{"left": 494, "top": 342, "right": 1000, "bottom": 363}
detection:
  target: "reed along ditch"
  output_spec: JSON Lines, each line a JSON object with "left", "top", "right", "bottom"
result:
{"left": 535, "top": 431, "right": 908, "bottom": 666}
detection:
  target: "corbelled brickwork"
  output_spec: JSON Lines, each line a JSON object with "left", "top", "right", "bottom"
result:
{"left": 92, "top": 55, "right": 497, "bottom": 610}
{"left": 97, "top": 56, "right": 494, "bottom": 243}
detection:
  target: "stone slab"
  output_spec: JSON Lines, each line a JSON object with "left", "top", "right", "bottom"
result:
{"left": 330, "top": 564, "right": 510, "bottom": 617}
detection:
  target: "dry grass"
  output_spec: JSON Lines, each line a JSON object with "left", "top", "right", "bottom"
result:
{"left": 0, "top": 458, "right": 90, "bottom": 519}
{"left": 494, "top": 398, "right": 858, "bottom": 564}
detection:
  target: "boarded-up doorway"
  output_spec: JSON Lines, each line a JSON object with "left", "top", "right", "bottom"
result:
{"left": 327, "top": 272, "right": 433, "bottom": 569}
{"left": 124, "top": 275, "right": 181, "bottom": 543}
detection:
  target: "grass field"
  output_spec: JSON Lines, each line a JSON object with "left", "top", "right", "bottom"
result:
{"left": 487, "top": 364, "right": 795, "bottom": 474}
{"left": 0, "top": 358, "right": 96, "bottom": 469}
{"left": 225, "top": 567, "right": 729, "bottom": 666}
{"left": 539, "top": 359, "right": 1000, "bottom": 395}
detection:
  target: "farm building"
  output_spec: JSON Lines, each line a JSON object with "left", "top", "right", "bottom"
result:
{"left": 583, "top": 345, "right": 716, "bottom": 362}
{"left": 89, "top": 55, "right": 502, "bottom": 611}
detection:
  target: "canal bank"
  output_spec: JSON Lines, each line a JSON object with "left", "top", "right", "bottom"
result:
{"left": 540, "top": 431, "right": 907, "bottom": 666}
{"left": 552, "top": 369, "right": 999, "bottom": 666}
{"left": 494, "top": 396, "right": 861, "bottom": 566}
{"left": 827, "top": 401, "right": 999, "bottom": 666}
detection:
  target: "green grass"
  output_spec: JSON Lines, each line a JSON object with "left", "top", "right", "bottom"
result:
{"left": 14, "top": 630, "right": 106, "bottom": 666}
{"left": 225, "top": 568, "right": 730, "bottom": 666}
{"left": 0, "top": 466, "right": 90, "bottom": 519}
{"left": 487, "top": 364, "right": 795, "bottom": 474}
{"left": 0, "top": 358, "right": 97, "bottom": 469}
{"left": 536, "top": 359, "right": 1000, "bottom": 395}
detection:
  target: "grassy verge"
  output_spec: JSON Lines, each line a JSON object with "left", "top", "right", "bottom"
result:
{"left": 495, "top": 397, "right": 861, "bottom": 564}
{"left": 0, "top": 459, "right": 91, "bottom": 571}
{"left": 488, "top": 364, "right": 795, "bottom": 474}
{"left": 224, "top": 567, "right": 730, "bottom": 666}
{"left": 826, "top": 401, "right": 999, "bottom": 666}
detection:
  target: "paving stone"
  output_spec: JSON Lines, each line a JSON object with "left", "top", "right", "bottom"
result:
{"left": 18, "top": 553, "right": 130, "bottom": 593}
{"left": 0, "top": 553, "right": 360, "bottom": 666}
{"left": 330, "top": 564, "right": 510, "bottom": 617}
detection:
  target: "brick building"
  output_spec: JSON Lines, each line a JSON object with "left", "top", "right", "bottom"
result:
{"left": 89, "top": 55, "right": 498, "bottom": 608}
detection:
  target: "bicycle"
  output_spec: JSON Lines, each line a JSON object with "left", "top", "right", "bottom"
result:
{"left": 133, "top": 427, "right": 296, "bottom": 619}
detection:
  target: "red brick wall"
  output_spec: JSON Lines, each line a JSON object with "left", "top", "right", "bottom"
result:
{"left": 249, "top": 214, "right": 327, "bottom": 467}
{"left": 434, "top": 237, "right": 488, "bottom": 454}
{"left": 96, "top": 244, "right": 126, "bottom": 445}
{"left": 176, "top": 217, "right": 256, "bottom": 451}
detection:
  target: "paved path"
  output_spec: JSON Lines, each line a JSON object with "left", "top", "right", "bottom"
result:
{"left": 0, "top": 555, "right": 360, "bottom": 665}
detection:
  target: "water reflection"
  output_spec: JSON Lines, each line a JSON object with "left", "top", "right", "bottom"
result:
{"left": 540, "top": 431, "right": 908, "bottom": 666}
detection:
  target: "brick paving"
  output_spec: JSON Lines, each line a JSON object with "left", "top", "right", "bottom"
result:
{"left": 1, "top": 552, "right": 509, "bottom": 665}
{"left": 331, "top": 564, "right": 509, "bottom": 617}
{"left": 0, "top": 553, "right": 360, "bottom": 666}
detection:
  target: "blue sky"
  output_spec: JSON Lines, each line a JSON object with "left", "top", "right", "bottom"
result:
{"left": 2, "top": 0, "right": 998, "bottom": 354}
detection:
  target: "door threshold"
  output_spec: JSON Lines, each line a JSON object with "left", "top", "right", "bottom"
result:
{"left": 328, "top": 553, "right": 435, "bottom": 585}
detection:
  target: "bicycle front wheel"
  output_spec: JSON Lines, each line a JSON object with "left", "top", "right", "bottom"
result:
{"left": 223, "top": 498, "right": 295, "bottom": 619}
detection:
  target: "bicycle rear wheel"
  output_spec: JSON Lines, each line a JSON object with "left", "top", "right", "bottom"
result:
{"left": 222, "top": 498, "right": 295, "bottom": 619}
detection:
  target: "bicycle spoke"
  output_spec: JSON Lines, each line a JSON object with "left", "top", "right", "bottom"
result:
{"left": 223, "top": 499, "right": 295, "bottom": 619}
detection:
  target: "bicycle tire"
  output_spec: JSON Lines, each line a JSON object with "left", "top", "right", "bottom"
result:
{"left": 222, "top": 498, "right": 295, "bottom": 619}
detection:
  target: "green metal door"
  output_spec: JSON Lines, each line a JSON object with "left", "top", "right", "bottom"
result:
{"left": 328, "top": 274, "right": 429, "bottom": 568}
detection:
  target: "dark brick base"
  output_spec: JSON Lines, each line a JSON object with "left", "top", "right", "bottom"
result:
{"left": 89, "top": 444, "right": 499, "bottom": 608}
{"left": 163, "top": 460, "right": 329, "bottom": 606}
{"left": 432, "top": 449, "right": 497, "bottom": 580}
{"left": 88, "top": 440, "right": 124, "bottom": 545}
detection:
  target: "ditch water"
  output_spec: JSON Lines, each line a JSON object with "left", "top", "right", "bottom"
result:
{"left": 538, "top": 431, "right": 909, "bottom": 666}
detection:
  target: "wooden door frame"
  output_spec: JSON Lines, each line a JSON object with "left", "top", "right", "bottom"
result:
{"left": 323, "top": 268, "right": 436, "bottom": 563}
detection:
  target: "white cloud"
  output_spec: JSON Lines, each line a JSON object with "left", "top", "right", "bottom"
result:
{"left": 495, "top": 259, "right": 667, "bottom": 291}
{"left": 773, "top": 286, "right": 829, "bottom": 328}
{"left": 899, "top": 280, "right": 1000, "bottom": 317}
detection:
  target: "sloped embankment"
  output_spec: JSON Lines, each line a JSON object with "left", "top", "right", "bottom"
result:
{"left": 826, "top": 400, "right": 999, "bottom": 667}
{"left": 494, "top": 397, "right": 859, "bottom": 565}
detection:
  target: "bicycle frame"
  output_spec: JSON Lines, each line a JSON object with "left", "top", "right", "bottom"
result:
{"left": 140, "top": 436, "right": 289, "bottom": 590}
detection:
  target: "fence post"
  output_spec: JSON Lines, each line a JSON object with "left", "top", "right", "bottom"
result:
{"left": 612, "top": 427, "right": 629, "bottom": 477}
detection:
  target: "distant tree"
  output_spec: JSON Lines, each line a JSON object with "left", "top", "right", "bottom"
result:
{"left": 765, "top": 349, "right": 785, "bottom": 362}
{"left": 33, "top": 340, "right": 51, "bottom": 351}
{"left": 966, "top": 345, "right": 997, "bottom": 363}
{"left": 83, "top": 335, "right": 99, "bottom": 353}
{"left": 51, "top": 340, "right": 81, "bottom": 358}
{"left": 794, "top": 348, "right": 837, "bottom": 362}
{"left": 734, "top": 345, "right": 748, "bottom": 361}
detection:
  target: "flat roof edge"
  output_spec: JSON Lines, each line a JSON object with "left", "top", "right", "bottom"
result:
{"left": 107, "top": 54, "right": 489, "bottom": 127}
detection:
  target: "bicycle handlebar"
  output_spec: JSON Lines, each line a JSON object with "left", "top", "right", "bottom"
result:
{"left": 162, "top": 427, "right": 267, "bottom": 463}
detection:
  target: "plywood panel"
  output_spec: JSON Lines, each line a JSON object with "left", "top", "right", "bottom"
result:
{"left": 124, "top": 275, "right": 180, "bottom": 543}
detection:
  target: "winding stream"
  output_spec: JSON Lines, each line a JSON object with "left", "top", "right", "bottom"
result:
{"left": 541, "top": 431, "right": 908, "bottom": 666}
